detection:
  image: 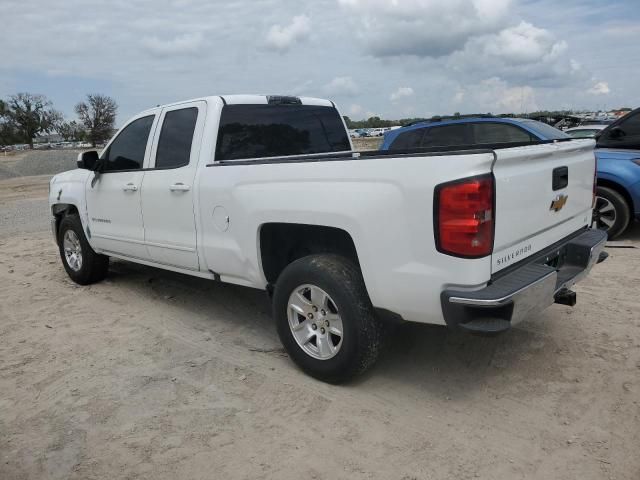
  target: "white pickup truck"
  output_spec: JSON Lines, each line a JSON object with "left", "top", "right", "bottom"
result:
{"left": 49, "top": 95, "right": 607, "bottom": 382}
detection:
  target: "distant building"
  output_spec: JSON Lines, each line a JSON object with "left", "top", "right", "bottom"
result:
{"left": 33, "top": 133, "right": 63, "bottom": 144}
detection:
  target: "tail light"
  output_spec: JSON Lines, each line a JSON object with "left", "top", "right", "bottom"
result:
{"left": 435, "top": 174, "right": 494, "bottom": 258}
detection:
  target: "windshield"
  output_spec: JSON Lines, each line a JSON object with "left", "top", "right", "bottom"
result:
{"left": 520, "top": 120, "right": 570, "bottom": 140}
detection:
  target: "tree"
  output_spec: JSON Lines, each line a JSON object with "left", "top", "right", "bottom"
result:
{"left": 57, "top": 120, "right": 85, "bottom": 141}
{"left": 0, "top": 100, "right": 17, "bottom": 146}
{"left": 4, "top": 93, "right": 62, "bottom": 148}
{"left": 75, "top": 94, "right": 117, "bottom": 147}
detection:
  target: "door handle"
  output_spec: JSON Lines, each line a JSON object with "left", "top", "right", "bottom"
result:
{"left": 123, "top": 183, "right": 138, "bottom": 192}
{"left": 170, "top": 183, "right": 191, "bottom": 192}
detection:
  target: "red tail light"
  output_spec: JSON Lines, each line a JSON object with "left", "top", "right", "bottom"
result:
{"left": 435, "top": 174, "right": 494, "bottom": 258}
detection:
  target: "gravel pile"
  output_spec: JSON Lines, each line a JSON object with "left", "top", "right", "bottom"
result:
{"left": 13, "top": 150, "right": 81, "bottom": 177}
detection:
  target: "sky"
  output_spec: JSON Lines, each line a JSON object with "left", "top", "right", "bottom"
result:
{"left": 1, "top": 0, "right": 639, "bottom": 124}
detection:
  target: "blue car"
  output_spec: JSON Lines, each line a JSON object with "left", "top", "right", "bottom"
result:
{"left": 380, "top": 114, "right": 640, "bottom": 238}
{"left": 594, "top": 108, "right": 640, "bottom": 238}
{"left": 380, "top": 116, "right": 570, "bottom": 151}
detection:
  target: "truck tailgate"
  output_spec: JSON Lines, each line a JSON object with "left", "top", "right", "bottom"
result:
{"left": 491, "top": 139, "right": 596, "bottom": 273}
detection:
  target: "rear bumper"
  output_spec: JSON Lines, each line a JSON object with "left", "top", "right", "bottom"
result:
{"left": 441, "top": 228, "right": 608, "bottom": 334}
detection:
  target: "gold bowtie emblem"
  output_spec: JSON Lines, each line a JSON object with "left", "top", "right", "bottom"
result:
{"left": 550, "top": 194, "right": 568, "bottom": 212}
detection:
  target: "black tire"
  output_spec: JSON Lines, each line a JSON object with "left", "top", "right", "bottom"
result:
{"left": 593, "top": 186, "right": 631, "bottom": 240}
{"left": 57, "top": 214, "right": 109, "bottom": 285}
{"left": 273, "top": 254, "right": 383, "bottom": 383}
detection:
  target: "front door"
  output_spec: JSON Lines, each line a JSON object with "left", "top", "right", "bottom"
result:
{"left": 85, "top": 113, "right": 158, "bottom": 259}
{"left": 140, "top": 102, "right": 205, "bottom": 270}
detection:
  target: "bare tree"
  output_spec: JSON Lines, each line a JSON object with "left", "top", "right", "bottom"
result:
{"left": 75, "top": 94, "right": 117, "bottom": 147}
{"left": 5, "top": 93, "right": 62, "bottom": 148}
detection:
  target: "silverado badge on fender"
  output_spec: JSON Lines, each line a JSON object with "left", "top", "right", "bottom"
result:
{"left": 550, "top": 194, "right": 568, "bottom": 212}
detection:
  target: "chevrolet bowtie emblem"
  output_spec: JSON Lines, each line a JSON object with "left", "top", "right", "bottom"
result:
{"left": 550, "top": 194, "right": 568, "bottom": 212}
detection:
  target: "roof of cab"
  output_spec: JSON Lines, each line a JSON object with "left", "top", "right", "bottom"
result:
{"left": 220, "top": 95, "right": 333, "bottom": 107}
{"left": 135, "top": 95, "right": 335, "bottom": 116}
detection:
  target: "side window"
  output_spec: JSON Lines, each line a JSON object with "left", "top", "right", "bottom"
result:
{"left": 102, "top": 115, "right": 154, "bottom": 171}
{"left": 472, "top": 123, "right": 533, "bottom": 144}
{"left": 599, "top": 113, "right": 640, "bottom": 149}
{"left": 422, "top": 124, "right": 469, "bottom": 148}
{"left": 155, "top": 107, "right": 198, "bottom": 169}
{"left": 388, "top": 128, "right": 425, "bottom": 150}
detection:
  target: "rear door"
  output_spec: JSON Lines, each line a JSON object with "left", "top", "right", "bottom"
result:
{"left": 140, "top": 101, "right": 205, "bottom": 270}
{"left": 491, "top": 140, "right": 596, "bottom": 273}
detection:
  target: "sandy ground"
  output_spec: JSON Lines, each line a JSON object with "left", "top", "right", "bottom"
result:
{"left": 1, "top": 174, "right": 639, "bottom": 480}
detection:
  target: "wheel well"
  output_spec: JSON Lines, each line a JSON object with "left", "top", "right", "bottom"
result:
{"left": 597, "top": 179, "right": 634, "bottom": 211}
{"left": 51, "top": 204, "right": 79, "bottom": 237}
{"left": 259, "top": 223, "right": 360, "bottom": 284}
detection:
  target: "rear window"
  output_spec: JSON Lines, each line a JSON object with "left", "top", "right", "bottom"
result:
{"left": 472, "top": 123, "right": 534, "bottom": 144}
{"left": 215, "top": 105, "right": 350, "bottom": 161}
{"left": 520, "top": 120, "right": 570, "bottom": 140}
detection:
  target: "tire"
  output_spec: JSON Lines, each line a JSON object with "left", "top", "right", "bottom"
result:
{"left": 593, "top": 186, "right": 631, "bottom": 240}
{"left": 273, "top": 254, "right": 383, "bottom": 383}
{"left": 57, "top": 214, "right": 109, "bottom": 285}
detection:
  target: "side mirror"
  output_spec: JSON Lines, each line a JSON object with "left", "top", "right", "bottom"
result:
{"left": 77, "top": 150, "right": 99, "bottom": 170}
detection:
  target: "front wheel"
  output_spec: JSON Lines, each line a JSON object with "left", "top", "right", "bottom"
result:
{"left": 273, "top": 254, "right": 383, "bottom": 383}
{"left": 57, "top": 214, "right": 109, "bottom": 285}
{"left": 592, "top": 186, "right": 630, "bottom": 240}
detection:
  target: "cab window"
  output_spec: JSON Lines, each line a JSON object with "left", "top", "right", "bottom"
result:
{"left": 155, "top": 108, "right": 198, "bottom": 169}
{"left": 216, "top": 105, "right": 350, "bottom": 161}
{"left": 101, "top": 115, "right": 154, "bottom": 171}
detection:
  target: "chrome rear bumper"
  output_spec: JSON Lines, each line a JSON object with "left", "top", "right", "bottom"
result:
{"left": 441, "top": 228, "right": 608, "bottom": 334}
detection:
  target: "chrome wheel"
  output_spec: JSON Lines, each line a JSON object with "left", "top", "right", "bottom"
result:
{"left": 63, "top": 230, "right": 83, "bottom": 272}
{"left": 592, "top": 196, "right": 617, "bottom": 231}
{"left": 287, "top": 284, "right": 343, "bottom": 360}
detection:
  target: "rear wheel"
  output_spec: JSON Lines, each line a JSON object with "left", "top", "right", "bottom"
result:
{"left": 273, "top": 254, "right": 383, "bottom": 383}
{"left": 592, "top": 186, "right": 630, "bottom": 239}
{"left": 57, "top": 214, "right": 109, "bottom": 285}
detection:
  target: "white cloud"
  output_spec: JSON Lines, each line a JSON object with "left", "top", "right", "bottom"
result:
{"left": 447, "top": 21, "right": 584, "bottom": 87}
{"left": 472, "top": 77, "right": 538, "bottom": 113}
{"left": 141, "top": 32, "right": 204, "bottom": 57}
{"left": 390, "top": 87, "right": 414, "bottom": 102}
{"left": 323, "top": 76, "right": 359, "bottom": 96}
{"left": 481, "top": 22, "right": 565, "bottom": 65}
{"left": 588, "top": 81, "right": 610, "bottom": 95}
{"left": 265, "top": 14, "right": 311, "bottom": 51}
{"left": 338, "top": 0, "right": 511, "bottom": 57}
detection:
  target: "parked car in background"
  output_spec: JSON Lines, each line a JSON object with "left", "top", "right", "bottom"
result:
{"left": 380, "top": 116, "right": 570, "bottom": 151}
{"left": 565, "top": 125, "right": 608, "bottom": 138}
{"left": 594, "top": 107, "right": 640, "bottom": 238}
